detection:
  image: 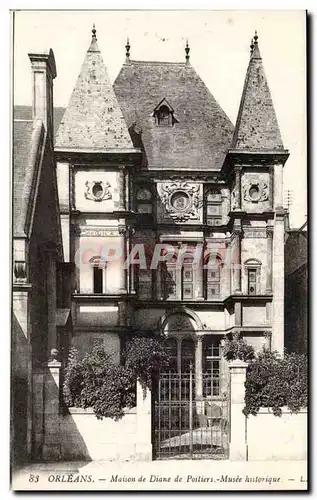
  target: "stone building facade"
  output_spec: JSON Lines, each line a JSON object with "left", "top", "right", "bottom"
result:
{"left": 12, "top": 28, "right": 290, "bottom": 463}
{"left": 12, "top": 50, "right": 73, "bottom": 464}
{"left": 53, "top": 28, "right": 289, "bottom": 400}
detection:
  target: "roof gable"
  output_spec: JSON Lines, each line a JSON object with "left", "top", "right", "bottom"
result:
{"left": 231, "top": 34, "right": 284, "bottom": 151}
{"left": 55, "top": 33, "right": 133, "bottom": 151}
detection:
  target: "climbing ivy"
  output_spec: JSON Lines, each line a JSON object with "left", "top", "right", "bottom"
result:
{"left": 63, "top": 335, "right": 169, "bottom": 420}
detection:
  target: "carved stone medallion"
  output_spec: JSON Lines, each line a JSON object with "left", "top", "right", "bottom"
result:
{"left": 159, "top": 182, "right": 202, "bottom": 222}
{"left": 243, "top": 181, "right": 269, "bottom": 203}
{"left": 84, "top": 180, "right": 112, "bottom": 202}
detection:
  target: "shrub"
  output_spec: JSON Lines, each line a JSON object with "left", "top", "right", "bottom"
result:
{"left": 63, "top": 335, "right": 169, "bottom": 420}
{"left": 244, "top": 349, "right": 308, "bottom": 416}
{"left": 222, "top": 333, "right": 256, "bottom": 363}
{"left": 123, "top": 335, "right": 170, "bottom": 390}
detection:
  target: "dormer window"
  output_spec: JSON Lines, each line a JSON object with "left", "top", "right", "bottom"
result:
{"left": 157, "top": 105, "right": 170, "bottom": 125}
{"left": 153, "top": 98, "right": 178, "bottom": 127}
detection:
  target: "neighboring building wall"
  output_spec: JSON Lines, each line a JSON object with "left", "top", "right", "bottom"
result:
{"left": 285, "top": 228, "right": 308, "bottom": 354}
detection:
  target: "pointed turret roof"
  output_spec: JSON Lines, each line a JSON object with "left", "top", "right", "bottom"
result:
{"left": 55, "top": 26, "right": 134, "bottom": 151}
{"left": 231, "top": 31, "right": 284, "bottom": 151}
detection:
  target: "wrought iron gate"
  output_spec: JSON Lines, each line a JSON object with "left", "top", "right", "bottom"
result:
{"left": 154, "top": 366, "right": 229, "bottom": 460}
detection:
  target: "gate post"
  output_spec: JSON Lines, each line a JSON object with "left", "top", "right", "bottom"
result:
{"left": 136, "top": 381, "right": 152, "bottom": 460}
{"left": 42, "top": 353, "right": 62, "bottom": 460}
{"left": 229, "top": 359, "right": 248, "bottom": 460}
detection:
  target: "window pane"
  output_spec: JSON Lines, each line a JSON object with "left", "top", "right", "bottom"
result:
{"left": 248, "top": 269, "right": 257, "bottom": 282}
{"left": 203, "top": 337, "right": 221, "bottom": 397}
{"left": 183, "top": 268, "right": 193, "bottom": 282}
{"left": 139, "top": 269, "right": 152, "bottom": 282}
{"left": 181, "top": 339, "right": 194, "bottom": 372}
{"left": 138, "top": 283, "right": 152, "bottom": 300}
{"left": 137, "top": 203, "right": 152, "bottom": 214}
{"left": 183, "top": 284, "right": 193, "bottom": 299}
{"left": 207, "top": 191, "right": 222, "bottom": 202}
{"left": 207, "top": 268, "right": 220, "bottom": 282}
{"left": 136, "top": 188, "right": 152, "bottom": 201}
{"left": 207, "top": 284, "right": 220, "bottom": 299}
{"left": 207, "top": 204, "right": 221, "bottom": 215}
{"left": 93, "top": 267, "right": 103, "bottom": 293}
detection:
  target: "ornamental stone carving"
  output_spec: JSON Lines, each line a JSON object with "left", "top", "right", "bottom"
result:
{"left": 159, "top": 182, "right": 202, "bottom": 222}
{"left": 243, "top": 181, "right": 269, "bottom": 203}
{"left": 14, "top": 260, "right": 27, "bottom": 283}
{"left": 84, "top": 180, "right": 112, "bottom": 202}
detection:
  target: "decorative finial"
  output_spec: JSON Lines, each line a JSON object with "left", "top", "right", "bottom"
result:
{"left": 253, "top": 30, "right": 258, "bottom": 45}
{"left": 125, "top": 37, "right": 131, "bottom": 63}
{"left": 250, "top": 37, "right": 254, "bottom": 55}
{"left": 92, "top": 23, "right": 97, "bottom": 41}
{"left": 185, "top": 39, "right": 190, "bottom": 64}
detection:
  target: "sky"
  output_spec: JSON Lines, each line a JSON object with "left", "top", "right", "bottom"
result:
{"left": 13, "top": 10, "right": 307, "bottom": 228}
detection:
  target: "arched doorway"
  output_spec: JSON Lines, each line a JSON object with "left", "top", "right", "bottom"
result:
{"left": 154, "top": 310, "right": 229, "bottom": 460}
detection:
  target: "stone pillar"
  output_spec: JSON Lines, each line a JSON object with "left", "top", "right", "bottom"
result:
{"left": 272, "top": 211, "right": 285, "bottom": 355}
{"left": 118, "top": 222, "right": 127, "bottom": 293}
{"left": 266, "top": 227, "right": 273, "bottom": 293}
{"left": 229, "top": 360, "right": 248, "bottom": 460}
{"left": 12, "top": 285, "right": 33, "bottom": 460}
{"left": 195, "top": 244, "right": 204, "bottom": 300}
{"left": 195, "top": 336, "right": 203, "bottom": 399}
{"left": 117, "top": 167, "right": 126, "bottom": 211}
{"left": 274, "top": 163, "right": 283, "bottom": 210}
{"left": 45, "top": 245, "right": 57, "bottom": 355}
{"left": 269, "top": 165, "right": 274, "bottom": 210}
{"left": 232, "top": 228, "right": 242, "bottom": 294}
{"left": 234, "top": 166, "right": 242, "bottom": 210}
{"left": 42, "top": 353, "right": 62, "bottom": 460}
{"left": 136, "top": 381, "right": 152, "bottom": 460}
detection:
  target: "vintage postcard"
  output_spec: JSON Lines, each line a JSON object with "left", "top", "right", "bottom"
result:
{"left": 11, "top": 9, "right": 308, "bottom": 491}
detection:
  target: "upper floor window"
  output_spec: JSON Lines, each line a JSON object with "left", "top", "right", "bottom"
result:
{"left": 206, "top": 189, "right": 222, "bottom": 226}
{"left": 162, "top": 253, "right": 195, "bottom": 301}
{"left": 89, "top": 256, "right": 107, "bottom": 294}
{"left": 247, "top": 269, "right": 257, "bottom": 295}
{"left": 137, "top": 268, "right": 153, "bottom": 300}
{"left": 135, "top": 187, "right": 153, "bottom": 214}
{"left": 205, "top": 254, "right": 222, "bottom": 300}
{"left": 244, "top": 258, "right": 262, "bottom": 295}
{"left": 182, "top": 256, "right": 194, "bottom": 300}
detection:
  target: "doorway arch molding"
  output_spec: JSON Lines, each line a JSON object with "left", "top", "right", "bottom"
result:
{"left": 158, "top": 306, "right": 203, "bottom": 336}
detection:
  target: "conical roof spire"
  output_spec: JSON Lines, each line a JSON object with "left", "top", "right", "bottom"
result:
{"left": 125, "top": 37, "right": 131, "bottom": 63}
{"left": 231, "top": 31, "right": 284, "bottom": 151}
{"left": 185, "top": 39, "right": 190, "bottom": 64}
{"left": 88, "top": 23, "right": 100, "bottom": 52}
{"left": 55, "top": 28, "right": 133, "bottom": 151}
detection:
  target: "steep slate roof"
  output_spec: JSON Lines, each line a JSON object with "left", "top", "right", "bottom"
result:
{"left": 231, "top": 34, "right": 284, "bottom": 150}
{"left": 113, "top": 60, "right": 234, "bottom": 170}
{"left": 14, "top": 105, "right": 65, "bottom": 139}
{"left": 55, "top": 32, "right": 134, "bottom": 151}
{"left": 13, "top": 118, "right": 44, "bottom": 236}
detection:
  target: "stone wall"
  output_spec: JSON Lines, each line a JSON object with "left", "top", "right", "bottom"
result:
{"left": 229, "top": 361, "right": 307, "bottom": 462}
{"left": 246, "top": 408, "right": 307, "bottom": 461}
{"left": 34, "top": 362, "right": 152, "bottom": 461}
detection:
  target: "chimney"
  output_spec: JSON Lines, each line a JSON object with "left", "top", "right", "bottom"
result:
{"left": 28, "top": 49, "right": 57, "bottom": 137}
